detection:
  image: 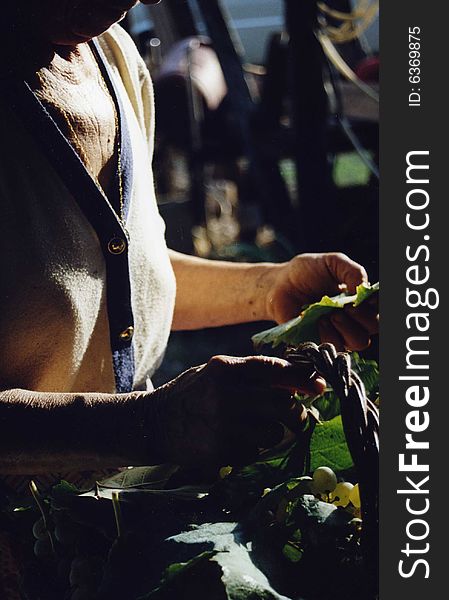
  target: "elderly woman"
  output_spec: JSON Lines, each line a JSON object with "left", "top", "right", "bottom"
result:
{"left": 0, "top": 1, "right": 377, "bottom": 477}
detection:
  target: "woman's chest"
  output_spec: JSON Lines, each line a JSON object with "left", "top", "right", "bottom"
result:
{"left": 35, "top": 65, "right": 119, "bottom": 194}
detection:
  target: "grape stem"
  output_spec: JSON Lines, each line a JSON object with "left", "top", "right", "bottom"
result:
{"left": 112, "top": 491, "right": 123, "bottom": 539}
{"left": 29, "top": 480, "right": 56, "bottom": 554}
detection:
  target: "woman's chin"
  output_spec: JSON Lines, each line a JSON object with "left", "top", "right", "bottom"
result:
{"left": 49, "top": 20, "right": 124, "bottom": 46}
{"left": 50, "top": 33, "right": 94, "bottom": 46}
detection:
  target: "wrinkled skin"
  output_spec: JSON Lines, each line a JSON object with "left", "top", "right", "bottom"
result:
{"left": 267, "top": 253, "right": 378, "bottom": 351}
{"left": 147, "top": 355, "right": 326, "bottom": 468}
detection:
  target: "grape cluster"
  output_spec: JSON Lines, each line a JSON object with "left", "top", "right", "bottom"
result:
{"left": 31, "top": 510, "right": 106, "bottom": 600}
{"left": 257, "top": 464, "right": 364, "bottom": 586}
{"left": 311, "top": 466, "right": 361, "bottom": 512}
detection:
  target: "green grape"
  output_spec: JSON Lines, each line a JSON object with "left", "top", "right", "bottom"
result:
{"left": 312, "top": 466, "right": 337, "bottom": 494}
{"left": 330, "top": 482, "right": 354, "bottom": 507}
{"left": 32, "top": 517, "right": 48, "bottom": 540}
{"left": 34, "top": 538, "right": 53, "bottom": 560}
{"left": 349, "top": 483, "right": 361, "bottom": 508}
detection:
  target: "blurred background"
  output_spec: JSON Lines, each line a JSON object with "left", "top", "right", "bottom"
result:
{"left": 122, "top": 0, "right": 379, "bottom": 383}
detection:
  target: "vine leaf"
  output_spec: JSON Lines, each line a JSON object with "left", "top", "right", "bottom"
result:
{"left": 310, "top": 416, "right": 353, "bottom": 472}
{"left": 153, "top": 522, "right": 291, "bottom": 600}
{"left": 140, "top": 551, "right": 220, "bottom": 599}
{"left": 97, "top": 465, "right": 180, "bottom": 490}
{"left": 290, "top": 495, "right": 354, "bottom": 547}
{"left": 252, "top": 282, "right": 379, "bottom": 349}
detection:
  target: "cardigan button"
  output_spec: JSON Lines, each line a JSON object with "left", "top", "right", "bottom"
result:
{"left": 119, "top": 326, "right": 134, "bottom": 342}
{"left": 108, "top": 237, "right": 127, "bottom": 255}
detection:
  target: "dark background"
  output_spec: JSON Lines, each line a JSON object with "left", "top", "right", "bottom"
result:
{"left": 121, "top": 0, "right": 379, "bottom": 384}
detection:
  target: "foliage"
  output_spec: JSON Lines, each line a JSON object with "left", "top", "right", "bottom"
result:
{"left": 6, "top": 416, "right": 374, "bottom": 600}
{"left": 310, "top": 417, "right": 353, "bottom": 472}
{"left": 299, "top": 351, "right": 379, "bottom": 422}
{"left": 2, "top": 332, "right": 380, "bottom": 599}
{"left": 252, "top": 282, "right": 379, "bottom": 349}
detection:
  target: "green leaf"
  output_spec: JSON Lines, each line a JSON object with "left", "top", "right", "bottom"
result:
{"left": 252, "top": 294, "right": 348, "bottom": 348}
{"left": 351, "top": 352, "right": 379, "bottom": 396}
{"left": 310, "top": 416, "right": 353, "bottom": 473}
{"left": 163, "top": 551, "right": 217, "bottom": 581}
{"left": 142, "top": 551, "right": 218, "bottom": 598}
{"left": 52, "top": 480, "right": 79, "bottom": 496}
{"left": 290, "top": 495, "right": 354, "bottom": 546}
{"left": 248, "top": 477, "right": 313, "bottom": 526}
{"left": 163, "top": 522, "right": 291, "bottom": 600}
{"left": 50, "top": 480, "right": 80, "bottom": 507}
{"left": 299, "top": 352, "right": 379, "bottom": 421}
{"left": 308, "top": 389, "right": 341, "bottom": 422}
{"left": 97, "top": 465, "right": 180, "bottom": 490}
{"left": 252, "top": 282, "right": 379, "bottom": 349}
{"left": 282, "top": 543, "right": 303, "bottom": 563}
{"left": 353, "top": 281, "right": 379, "bottom": 307}
{"left": 210, "top": 457, "right": 288, "bottom": 512}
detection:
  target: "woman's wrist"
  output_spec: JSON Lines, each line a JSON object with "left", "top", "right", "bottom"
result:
{"left": 252, "top": 262, "right": 287, "bottom": 323}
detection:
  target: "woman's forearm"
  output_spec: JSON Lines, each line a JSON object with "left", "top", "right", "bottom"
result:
{"left": 169, "top": 250, "right": 281, "bottom": 330}
{"left": 0, "top": 388, "right": 148, "bottom": 473}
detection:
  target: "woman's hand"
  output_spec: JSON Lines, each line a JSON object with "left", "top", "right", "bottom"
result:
{"left": 169, "top": 250, "right": 378, "bottom": 346}
{"left": 265, "top": 253, "right": 378, "bottom": 351}
{"left": 147, "top": 355, "right": 325, "bottom": 468}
